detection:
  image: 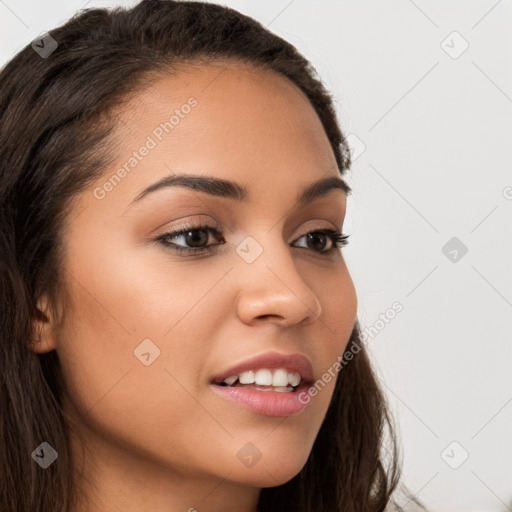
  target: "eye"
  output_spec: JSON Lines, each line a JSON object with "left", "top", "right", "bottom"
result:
{"left": 154, "top": 224, "right": 350, "bottom": 255}
{"left": 155, "top": 223, "right": 225, "bottom": 254}
{"left": 292, "top": 229, "right": 350, "bottom": 253}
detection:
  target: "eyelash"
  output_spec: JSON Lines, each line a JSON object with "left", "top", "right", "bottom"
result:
{"left": 154, "top": 222, "right": 350, "bottom": 255}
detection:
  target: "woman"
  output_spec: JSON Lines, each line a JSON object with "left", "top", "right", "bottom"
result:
{"left": 0, "top": 1, "right": 428, "bottom": 511}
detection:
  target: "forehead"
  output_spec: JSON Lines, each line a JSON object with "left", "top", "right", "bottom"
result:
{"left": 83, "top": 61, "right": 343, "bottom": 217}
{"left": 116, "top": 60, "right": 336, "bottom": 168}
{"left": 134, "top": 60, "right": 316, "bottom": 121}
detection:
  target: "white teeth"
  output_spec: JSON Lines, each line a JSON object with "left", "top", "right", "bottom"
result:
{"left": 289, "top": 372, "right": 301, "bottom": 387}
{"left": 238, "top": 370, "right": 255, "bottom": 384}
{"left": 223, "top": 375, "right": 238, "bottom": 386}
{"left": 222, "top": 368, "right": 302, "bottom": 387}
{"left": 254, "top": 369, "right": 273, "bottom": 386}
{"left": 272, "top": 369, "right": 289, "bottom": 387}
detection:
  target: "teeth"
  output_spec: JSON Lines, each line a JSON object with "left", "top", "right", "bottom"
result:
{"left": 222, "top": 368, "right": 302, "bottom": 387}
{"left": 289, "top": 372, "right": 301, "bottom": 387}
{"left": 255, "top": 369, "right": 272, "bottom": 386}
{"left": 272, "top": 369, "right": 289, "bottom": 387}
{"left": 239, "top": 370, "right": 255, "bottom": 384}
{"left": 223, "top": 375, "right": 238, "bottom": 386}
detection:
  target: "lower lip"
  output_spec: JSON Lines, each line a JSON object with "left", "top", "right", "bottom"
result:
{"left": 209, "top": 382, "right": 312, "bottom": 417}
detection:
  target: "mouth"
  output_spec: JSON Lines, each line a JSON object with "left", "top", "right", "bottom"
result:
{"left": 212, "top": 368, "right": 306, "bottom": 393}
{"left": 208, "top": 352, "right": 315, "bottom": 416}
{"left": 210, "top": 351, "right": 314, "bottom": 386}
{"left": 209, "top": 370, "right": 313, "bottom": 417}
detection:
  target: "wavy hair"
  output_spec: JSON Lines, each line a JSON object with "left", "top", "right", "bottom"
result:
{"left": 0, "top": 1, "right": 427, "bottom": 510}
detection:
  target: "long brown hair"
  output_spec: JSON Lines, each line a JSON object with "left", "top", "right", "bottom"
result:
{"left": 0, "top": 1, "right": 427, "bottom": 510}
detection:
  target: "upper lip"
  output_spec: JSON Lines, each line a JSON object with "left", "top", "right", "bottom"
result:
{"left": 210, "top": 351, "right": 314, "bottom": 385}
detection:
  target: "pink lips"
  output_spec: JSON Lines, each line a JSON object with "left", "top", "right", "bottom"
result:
{"left": 209, "top": 381, "right": 313, "bottom": 417}
{"left": 210, "top": 351, "right": 314, "bottom": 385}
{"left": 209, "top": 351, "right": 315, "bottom": 417}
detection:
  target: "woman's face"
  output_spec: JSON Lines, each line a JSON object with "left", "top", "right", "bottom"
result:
{"left": 36, "top": 62, "right": 357, "bottom": 509}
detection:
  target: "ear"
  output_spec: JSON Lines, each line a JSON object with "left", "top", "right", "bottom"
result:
{"left": 31, "top": 293, "right": 58, "bottom": 354}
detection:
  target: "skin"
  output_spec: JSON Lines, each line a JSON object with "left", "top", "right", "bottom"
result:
{"left": 33, "top": 61, "right": 358, "bottom": 512}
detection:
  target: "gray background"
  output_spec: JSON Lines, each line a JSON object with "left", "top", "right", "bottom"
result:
{"left": 1, "top": 1, "right": 511, "bottom": 511}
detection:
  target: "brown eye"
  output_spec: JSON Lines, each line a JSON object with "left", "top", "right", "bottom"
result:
{"left": 293, "top": 230, "right": 349, "bottom": 253}
{"left": 305, "top": 232, "right": 329, "bottom": 251}
{"left": 155, "top": 224, "right": 225, "bottom": 254}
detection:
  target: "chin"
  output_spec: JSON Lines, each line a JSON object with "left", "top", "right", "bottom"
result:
{"left": 222, "top": 443, "right": 311, "bottom": 488}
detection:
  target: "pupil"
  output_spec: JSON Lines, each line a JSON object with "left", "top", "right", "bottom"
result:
{"left": 186, "top": 229, "right": 208, "bottom": 247}
{"left": 308, "top": 232, "right": 326, "bottom": 251}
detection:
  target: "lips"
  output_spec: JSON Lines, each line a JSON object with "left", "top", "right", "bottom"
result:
{"left": 210, "top": 351, "right": 314, "bottom": 386}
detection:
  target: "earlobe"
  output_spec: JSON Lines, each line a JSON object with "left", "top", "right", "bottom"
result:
{"left": 31, "top": 295, "right": 58, "bottom": 354}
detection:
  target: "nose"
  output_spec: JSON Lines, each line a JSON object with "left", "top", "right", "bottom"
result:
{"left": 234, "top": 238, "right": 323, "bottom": 328}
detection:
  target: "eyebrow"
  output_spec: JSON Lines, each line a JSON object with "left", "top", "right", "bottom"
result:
{"left": 127, "top": 172, "right": 351, "bottom": 209}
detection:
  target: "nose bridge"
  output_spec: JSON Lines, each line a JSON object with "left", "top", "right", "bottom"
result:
{"left": 233, "top": 231, "right": 322, "bottom": 326}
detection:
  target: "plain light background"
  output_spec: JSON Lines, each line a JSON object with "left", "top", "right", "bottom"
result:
{"left": 1, "top": 1, "right": 511, "bottom": 511}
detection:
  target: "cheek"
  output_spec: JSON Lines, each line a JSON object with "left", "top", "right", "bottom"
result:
{"left": 55, "top": 283, "right": 228, "bottom": 476}
{"left": 56, "top": 246, "right": 211, "bottom": 391}
{"left": 56, "top": 239, "right": 263, "bottom": 474}
{"left": 308, "top": 266, "right": 357, "bottom": 401}
{"left": 316, "top": 263, "right": 358, "bottom": 350}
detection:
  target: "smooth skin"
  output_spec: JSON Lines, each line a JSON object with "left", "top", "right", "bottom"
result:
{"left": 33, "top": 61, "right": 358, "bottom": 512}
